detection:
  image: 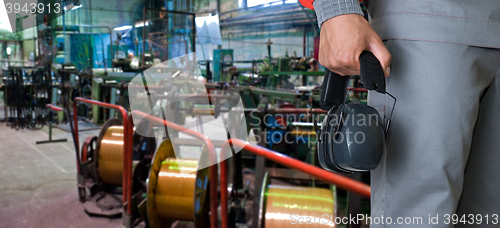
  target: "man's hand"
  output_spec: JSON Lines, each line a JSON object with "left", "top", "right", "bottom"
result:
{"left": 319, "top": 14, "right": 392, "bottom": 77}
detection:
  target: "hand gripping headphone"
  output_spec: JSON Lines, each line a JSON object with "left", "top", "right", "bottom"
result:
{"left": 314, "top": 52, "right": 396, "bottom": 174}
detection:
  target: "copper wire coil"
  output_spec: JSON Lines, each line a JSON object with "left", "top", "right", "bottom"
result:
{"left": 259, "top": 173, "right": 337, "bottom": 228}
{"left": 98, "top": 126, "right": 125, "bottom": 186}
{"left": 265, "top": 185, "right": 335, "bottom": 227}
{"left": 192, "top": 108, "right": 215, "bottom": 115}
{"left": 290, "top": 130, "right": 317, "bottom": 136}
{"left": 155, "top": 158, "right": 199, "bottom": 221}
{"left": 147, "top": 139, "right": 210, "bottom": 228}
{"left": 97, "top": 118, "right": 151, "bottom": 186}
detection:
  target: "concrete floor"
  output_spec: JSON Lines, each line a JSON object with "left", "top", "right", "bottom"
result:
{"left": 0, "top": 91, "right": 121, "bottom": 227}
{"left": 0, "top": 121, "right": 123, "bottom": 228}
{"left": 0, "top": 120, "right": 249, "bottom": 228}
{"left": 0, "top": 91, "right": 227, "bottom": 228}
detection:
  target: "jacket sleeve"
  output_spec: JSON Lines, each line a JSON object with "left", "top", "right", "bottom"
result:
{"left": 299, "top": 0, "right": 364, "bottom": 28}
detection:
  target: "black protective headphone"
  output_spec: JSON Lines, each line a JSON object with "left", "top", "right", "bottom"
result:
{"left": 314, "top": 52, "right": 396, "bottom": 174}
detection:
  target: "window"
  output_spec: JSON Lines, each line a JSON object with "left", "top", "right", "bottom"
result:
{"left": 239, "top": 0, "right": 298, "bottom": 8}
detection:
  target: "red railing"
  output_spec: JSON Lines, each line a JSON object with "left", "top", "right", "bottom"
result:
{"left": 219, "top": 138, "right": 371, "bottom": 228}
{"left": 267, "top": 108, "right": 327, "bottom": 114}
{"left": 72, "top": 98, "right": 134, "bottom": 215}
{"left": 131, "top": 110, "right": 219, "bottom": 228}
{"left": 347, "top": 87, "right": 369, "bottom": 92}
{"left": 46, "top": 104, "right": 63, "bottom": 112}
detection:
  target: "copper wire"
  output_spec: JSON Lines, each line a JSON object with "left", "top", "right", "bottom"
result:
{"left": 155, "top": 158, "right": 199, "bottom": 221}
{"left": 98, "top": 126, "right": 125, "bottom": 186}
{"left": 264, "top": 185, "right": 335, "bottom": 227}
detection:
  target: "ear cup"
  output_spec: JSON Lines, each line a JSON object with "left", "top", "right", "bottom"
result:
{"left": 317, "top": 105, "right": 353, "bottom": 174}
{"left": 317, "top": 109, "right": 333, "bottom": 172}
{"left": 328, "top": 105, "right": 353, "bottom": 174}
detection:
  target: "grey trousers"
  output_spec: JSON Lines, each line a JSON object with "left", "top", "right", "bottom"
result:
{"left": 368, "top": 39, "right": 500, "bottom": 228}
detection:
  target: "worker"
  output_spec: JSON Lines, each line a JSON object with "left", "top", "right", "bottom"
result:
{"left": 299, "top": 0, "right": 500, "bottom": 227}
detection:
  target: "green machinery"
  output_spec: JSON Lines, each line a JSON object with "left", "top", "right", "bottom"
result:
{"left": 213, "top": 49, "right": 234, "bottom": 82}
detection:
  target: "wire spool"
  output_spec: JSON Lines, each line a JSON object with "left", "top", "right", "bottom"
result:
{"left": 289, "top": 122, "right": 317, "bottom": 137}
{"left": 96, "top": 118, "right": 124, "bottom": 186}
{"left": 96, "top": 118, "right": 157, "bottom": 187}
{"left": 192, "top": 107, "right": 214, "bottom": 116}
{"left": 147, "top": 139, "right": 210, "bottom": 228}
{"left": 258, "top": 172, "right": 337, "bottom": 228}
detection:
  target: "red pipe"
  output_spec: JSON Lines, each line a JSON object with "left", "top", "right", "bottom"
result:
{"left": 131, "top": 110, "right": 219, "bottom": 228}
{"left": 347, "top": 87, "right": 368, "bottom": 92}
{"left": 72, "top": 98, "right": 133, "bottom": 216}
{"left": 303, "top": 26, "right": 306, "bottom": 56}
{"left": 270, "top": 108, "right": 327, "bottom": 114}
{"left": 219, "top": 139, "right": 371, "bottom": 228}
{"left": 176, "top": 94, "right": 238, "bottom": 99}
{"left": 126, "top": 85, "right": 164, "bottom": 90}
{"left": 46, "top": 104, "right": 88, "bottom": 175}
{"left": 220, "top": 151, "right": 228, "bottom": 228}
{"left": 264, "top": 87, "right": 367, "bottom": 115}
{"left": 46, "top": 104, "right": 84, "bottom": 173}
{"left": 46, "top": 104, "right": 63, "bottom": 112}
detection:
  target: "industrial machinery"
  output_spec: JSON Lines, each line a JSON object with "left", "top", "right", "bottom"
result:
{"left": 50, "top": 96, "right": 218, "bottom": 227}
{"left": 2, "top": 66, "right": 54, "bottom": 129}
{"left": 78, "top": 117, "right": 156, "bottom": 219}
{"left": 19, "top": 14, "right": 374, "bottom": 227}
{"left": 213, "top": 49, "right": 234, "bottom": 82}
{"left": 42, "top": 94, "right": 372, "bottom": 228}
{"left": 79, "top": 123, "right": 211, "bottom": 227}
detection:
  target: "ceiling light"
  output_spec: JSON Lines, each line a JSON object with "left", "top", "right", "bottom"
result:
{"left": 135, "top": 20, "right": 151, "bottom": 28}
{"left": 64, "top": 3, "right": 82, "bottom": 11}
{"left": 114, "top": 25, "right": 133, "bottom": 31}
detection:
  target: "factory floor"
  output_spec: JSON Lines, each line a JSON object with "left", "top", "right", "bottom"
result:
{"left": 0, "top": 121, "right": 258, "bottom": 228}
{"left": 0, "top": 92, "right": 353, "bottom": 228}
{"left": 0, "top": 121, "right": 124, "bottom": 228}
{"left": 0, "top": 119, "right": 201, "bottom": 228}
{"left": 0, "top": 97, "right": 199, "bottom": 227}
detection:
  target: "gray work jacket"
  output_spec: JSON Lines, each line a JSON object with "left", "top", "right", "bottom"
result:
{"left": 313, "top": 0, "right": 500, "bottom": 49}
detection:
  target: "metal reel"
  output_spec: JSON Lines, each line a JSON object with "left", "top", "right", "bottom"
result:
{"left": 81, "top": 118, "right": 124, "bottom": 218}
{"left": 147, "top": 139, "right": 210, "bottom": 228}
{"left": 95, "top": 118, "right": 123, "bottom": 188}
{"left": 81, "top": 136, "right": 97, "bottom": 164}
{"left": 78, "top": 135, "right": 98, "bottom": 203}
{"left": 257, "top": 172, "right": 337, "bottom": 228}
{"left": 82, "top": 117, "right": 158, "bottom": 218}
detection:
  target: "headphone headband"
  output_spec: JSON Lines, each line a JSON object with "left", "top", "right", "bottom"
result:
{"left": 319, "top": 51, "right": 386, "bottom": 111}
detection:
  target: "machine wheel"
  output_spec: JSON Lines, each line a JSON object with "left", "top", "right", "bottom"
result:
{"left": 81, "top": 136, "right": 97, "bottom": 163}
